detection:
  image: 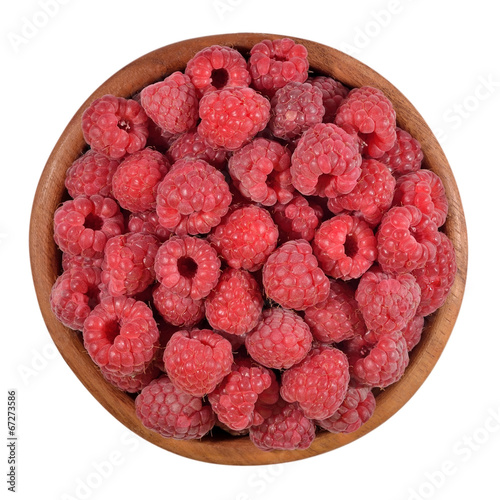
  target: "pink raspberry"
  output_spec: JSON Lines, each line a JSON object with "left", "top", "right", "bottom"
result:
{"left": 163, "top": 328, "right": 233, "bottom": 396}
{"left": 304, "top": 279, "right": 365, "bottom": 344}
{"left": 263, "top": 239, "right": 330, "bottom": 310}
{"left": 198, "top": 87, "right": 271, "bottom": 151}
{"left": 83, "top": 295, "right": 159, "bottom": 375}
{"left": 245, "top": 308, "right": 313, "bottom": 369}
{"left": 327, "top": 159, "right": 396, "bottom": 226}
{"left": 65, "top": 150, "right": 120, "bottom": 199}
{"left": 82, "top": 94, "right": 149, "bottom": 159}
{"left": 101, "top": 362, "right": 160, "bottom": 393}
{"left": 185, "top": 44, "right": 251, "bottom": 95}
{"left": 335, "top": 86, "right": 397, "bottom": 158}
{"left": 249, "top": 38, "right": 309, "bottom": 97}
{"left": 377, "top": 205, "right": 440, "bottom": 274}
{"left": 53, "top": 195, "right": 124, "bottom": 258}
{"left": 205, "top": 269, "right": 263, "bottom": 336}
{"left": 227, "top": 138, "right": 293, "bottom": 206}
{"left": 209, "top": 205, "right": 278, "bottom": 272}
{"left": 355, "top": 266, "right": 421, "bottom": 337}
{"left": 290, "top": 123, "right": 362, "bottom": 198}
{"left": 307, "top": 76, "right": 349, "bottom": 123}
{"left": 313, "top": 214, "right": 377, "bottom": 280}
{"left": 280, "top": 346, "right": 350, "bottom": 419}
{"left": 127, "top": 210, "right": 171, "bottom": 242}
{"left": 402, "top": 315, "right": 425, "bottom": 351}
{"left": 50, "top": 266, "right": 101, "bottom": 331}
{"left": 101, "top": 232, "right": 159, "bottom": 297}
{"left": 154, "top": 235, "right": 221, "bottom": 300}
{"left": 378, "top": 127, "right": 423, "bottom": 177}
{"left": 156, "top": 159, "right": 232, "bottom": 236}
{"left": 135, "top": 375, "right": 215, "bottom": 439}
{"left": 140, "top": 71, "right": 198, "bottom": 135}
{"left": 61, "top": 253, "right": 103, "bottom": 271}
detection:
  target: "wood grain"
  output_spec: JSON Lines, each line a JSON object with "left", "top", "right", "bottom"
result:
{"left": 29, "top": 33, "right": 468, "bottom": 465}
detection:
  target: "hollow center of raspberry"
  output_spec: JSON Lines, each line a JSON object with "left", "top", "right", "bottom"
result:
{"left": 211, "top": 68, "right": 229, "bottom": 89}
{"left": 177, "top": 256, "right": 198, "bottom": 279}
{"left": 104, "top": 320, "right": 120, "bottom": 344}
{"left": 84, "top": 213, "right": 104, "bottom": 231}
{"left": 344, "top": 234, "right": 359, "bottom": 258}
{"left": 117, "top": 119, "right": 131, "bottom": 132}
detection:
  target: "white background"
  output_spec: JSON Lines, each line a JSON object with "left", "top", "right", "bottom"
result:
{"left": 2, "top": 1, "right": 499, "bottom": 499}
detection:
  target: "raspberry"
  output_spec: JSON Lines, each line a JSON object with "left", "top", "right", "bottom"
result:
{"left": 355, "top": 266, "right": 421, "bottom": 337}
{"left": 249, "top": 38, "right": 309, "bottom": 97}
{"left": 216, "top": 329, "right": 248, "bottom": 352}
{"left": 53, "top": 195, "right": 124, "bottom": 258}
{"left": 198, "top": 87, "right": 271, "bottom": 151}
{"left": 245, "top": 308, "right": 313, "bottom": 369}
{"left": 65, "top": 150, "right": 120, "bottom": 199}
{"left": 249, "top": 399, "right": 316, "bottom": 451}
{"left": 154, "top": 235, "right": 220, "bottom": 300}
{"left": 316, "top": 384, "right": 376, "bottom": 433}
{"left": 135, "top": 375, "right": 215, "bottom": 439}
{"left": 82, "top": 94, "right": 149, "bottom": 159}
{"left": 392, "top": 169, "right": 448, "bottom": 227}
{"left": 402, "top": 315, "right": 425, "bottom": 351}
{"left": 101, "top": 362, "right": 160, "bottom": 393}
{"left": 50, "top": 266, "right": 101, "bottom": 330}
{"left": 205, "top": 269, "right": 263, "bottom": 336}
{"left": 307, "top": 76, "right": 349, "bottom": 123}
{"left": 290, "top": 123, "right": 362, "bottom": 198}
{"left": 156, "top": 159, "right": 232, "bottom": 236}
{"left": 127, "top": 210, "right": 171, "bottom": 242}
{"left": 262, "top": 239, "right": 330, "bottom": 310}
{"left": 140, "top": 71, "right": 198, "bottom": 135}
{"left": 61, "top": 253, "right": 103, "bottom": 272}
{"left": 413, "top": 231, "right": 457, "bottom": 316}
{"left": 335, "top": 86, "right": 397, "bottom": 158}
{"left": 152, "top": 283, "right": 205, "bottom": 327}
{"left": 227, "top": 138, "right": 293, "bottom": 206}
{"left": 163, "top": 328, "right": 233, "bottom": 396}
{"left": 111, "top": 148, "right": 170, "bottom": 213}
{"left": 378, "top": 127, "right": 423, "bottom": 177}
{"left": 185, "top": 44, "right": 251, "bottom": 95}
{"left": 209, "top": 205, "right": 278, "bottom": 272}
{"left": 83, "top": 295, "right": 159, "bottom": 375}
{"left": 101, "top": 232, "right": 159, "bottom": 297}
{"left": 377, "top": 205, "right": 440, "bottom": 274}
{"left": 304, "top": 279, "right": 365, "bottom": 344}
{"left": 327, "top": 159, "right": 396, "bottom": 226}
{"left": 313, "top": 214, "right": 377, "bottom": 280}
{"left": 280, "top": 346, "right": 350, "bottom": 419}
{"left": 268, "top": 82, "right": 325, "bottom": 140}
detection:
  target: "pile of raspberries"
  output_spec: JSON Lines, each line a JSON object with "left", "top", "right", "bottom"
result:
{"left": 50, "top": 38, "right": 457, "bottom": 452}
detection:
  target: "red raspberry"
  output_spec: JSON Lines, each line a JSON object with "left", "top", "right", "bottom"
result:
{"left": 156, "top": 159, "right": 232, "bottom": 236}
{"left": 154, "top": 235, "right": 220, "bottom": 300}
{"left": 280, "top": 346, "right": 350, "bottom": 419}
{"left": 307, "top": 76, "right": 349, "bottom": 123}
{"left": 290, "top": 123, "right": 362, "bottom": 198}
{"left": 198, "top": 87, "right": 271, "bottom": 151}
{"left": 65, "top": 150, "right": 120, "bottom": 199}
{"left": 61, "top": 253, "right": 103, "bottom": 271}
{"left": 140, "top": 71, "right": 198, "bottom": 135}
{"left": 402, "top": 315, "right": 425, "bottom": 351}
{"left": 377, "top": 205, "right": 440, "bottom": 274}
{"left": 53, "top": 195, "right": 124, "bottom": 258}
{"left": 245, "top": 308, "right": 313, "bottom": 369}
{"left": 101, "top": 232, "right": 159, "bottom": 297}
{"left": 205, "top": 269, "right": 263, "bottom": 336}
{"left": 355, "top": 266, "right": 421, "bottom": 337}
{"left": 135, "top": 375, "right": 215, "bottom": 439}
{"left": 185, "top": 44, "right": 251, "bottom": 95}
{"left": 50, "top": 266, "right": 101, "bottom": 330}
{"left": 392, "top": 169, "right": 448, "bottom": 227}
{"left": 304, "top": 279, "right": 365, "bottom": 344}
{"left": 227, "top": 138, "right": 293, "bottom": 206}
{"left": 316, "top": 384, "right": 376, "bottom": 434}
{"left": 249, "top": 399, "right": 316, "bottom": 451}
{"left": 127, "top": 210, "right": 171, "bottom": 242}
{"left": 268, "top": 82, "right": 325, "bottom": 140}
{"left": 263, "top": 239, "right": 330, "bottom": 310}
{"left": 101, "top": 362, "right": 160, "bottom": 393}
{"left": 413, "top": 231, "right": 457, "bottom": 316}
{"left": 313, "top": 214, "right": 377, "bottom": 280}
{"left": 335, "top": 86, "right": 397, "bottom": 158}
{"left": 327, "top": 159, "right": 396, "bottom": 226}
{"left": 82, "top": 94, "right": 149, "bottom": 159}
{"left": 209, "top": 205, "right": 278, "bottom": 272}
{"left": 249, "top": 38, "right": 309, "bottom": 97}
{"left": 163, "top": 329, "right": 233, "bottom": 396}
{"left": 378, "top": 127, "right": 423, "bottom": 177}
{"left": 112, "top": 148, "right": 170, "bottom": 213}
{"left": 83, "top": 295, "right": 159, "bottom": 375}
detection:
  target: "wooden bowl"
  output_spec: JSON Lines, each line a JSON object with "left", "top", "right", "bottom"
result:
{"left": 29, "top": 33, "right": 467, "bottom": 465}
